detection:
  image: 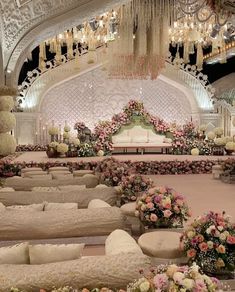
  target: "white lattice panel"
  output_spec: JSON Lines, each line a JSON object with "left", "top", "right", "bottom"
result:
{"left": 40, "top": 67, "right": 192, "bottom": 130}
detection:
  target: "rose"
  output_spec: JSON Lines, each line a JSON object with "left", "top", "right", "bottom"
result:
{"left": 187, "top": 248, "right": 196, "bottom": 258}
{"left": 150, "top": 213, "right": 158, "bottom": 222}
{"left": 166, "top": 264, "right": 178, "bottom": 278}
{"left": 219, "top": 233, "right": 227, "bottom": 241}
{"left": 187, "top": 230, "right": 195, "bottom": 239}
{"left": 207, "top": 241, "right": 214, "bottom": 249}
{"left": 216, "top": 244, "right": 226, "bottom": 254}
{"left": 163, "top": 210, "right": 172, "bottom": 218}
{"left": 199, "top": 242, "right": 208, "bottom": 252}
{"left": 182, "top": 278, "right": 194, "bottom": 290}
{"left": 147, "top": 202, "right": 154, "bottom": 209}
{"left": 173, "top": 272, "right": 185, "bottom": 284}
{"left": 227, "top": 235, "right": 235, "bottom": 244}
{"left": 139, "top": 280, "right": 150, "bottom": 292}
{"left": 153, "top": 273, "right": 169, "bottom": 289}
{"left": 216, "top": 258, "right": 225, "bottom": 268}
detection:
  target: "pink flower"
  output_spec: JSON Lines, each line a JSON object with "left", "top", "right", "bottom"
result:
{"left": 147, "top": 202, "right": 154, "bottom": 209}
{"left": 195, "top": 279, "right": 207, "bottom": 291}
{"left": 150, "top": 213, "right": 158, "bottom": 222}
{"left": 187, "top": 248, "right": 196, "bottom": 258}
{"left": 145, "top": 196, "right": 152, "bottom": 203}
{"left": 227, "top": 235, "right": 235, "bottom": 244}
{"left": 199, "top": 242, "right": 208, "bottom": 252}
{"left": 153, "top": 273, "right": 168, "bottom": 289}
{"left": 163, "top": 210, "right": 172, "bottom": 218}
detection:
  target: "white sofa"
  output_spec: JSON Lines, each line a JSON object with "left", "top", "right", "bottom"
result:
{"left": 0, "top": 230, "right": 151, "bottom": 291}
{"left": 112, "top": 125, "right": 172, "bottom": 154}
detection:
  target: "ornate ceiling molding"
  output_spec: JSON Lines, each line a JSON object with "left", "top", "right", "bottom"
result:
{"left": 1, "top": 0, "right": 127, "bottom": 86}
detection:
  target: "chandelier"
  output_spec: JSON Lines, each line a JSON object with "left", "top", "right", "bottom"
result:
{"left": 36, "top": 0, "right": 235, "bottom": 79}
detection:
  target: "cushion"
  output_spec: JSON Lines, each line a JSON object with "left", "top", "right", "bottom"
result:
{"left": 29, "top": 243, "right": 85, "bottom": 264}
{"left": 112, "top": 136, "right": 131, "bottom": 143}
{"left": 0, "top": 202, "right": 6, "bottom": 211}
{"left": 105, "top": 229, "right": 143, "bottom": 255}
{"left": 0, "top": 187, "right": 15, "bottom": 192}
{"left": 6, "top": 204, "right": 44, "bottom": 212}
{"left": 0, "top": 243, "right": 29, "bottom": 264}
{"left": 95, "top": 184, "right": 108, "bottom": 188}
{"left": 48, "top": 167, "right": 70, "bottom": 172}
{"left": 120, "top": 202, "right": 136, "bottom": 217}
{"left": 23, "top": 171, "right": 45, "bottom": 178}
{"left": 44, "top": 202, "right": 78, "bottom": 211}
{"left": 73, "top": 170, "right": 94, "bottom": 177}
{"left": 52, "top": 174, "right": 74, "bottom": 180}
{"left": 58, "top": 185, "right": 86, "bottom": 192}
{"left": 21, "top": 168, "right": 43, "bottom": 173}
{"left": 88, "top": 199, "right": 111, "bottom": 209}
{"left": 131, "top": 136, "right": 148, "bottom": 143}
{"left": 138, "top": 231, "right": 184, "bottom": 259}
{"left": 31, "top": 187, "right": 59, "bottom": 192}
{"left": 163, "top": 137, "right": 172, "bottom": 143}
{"left": 0, "top": 253, "right": 151, "bottom": 290}
{"left": 148, "top": 135, "right": 164, "bottom": 143}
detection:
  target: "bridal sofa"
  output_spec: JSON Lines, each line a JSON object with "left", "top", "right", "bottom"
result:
{"left": 112, "top": 124, "right": 172, "bottom": 154}
{"left": 4, "top": 174, "right": 99, "bottom": 191}
{"left": 0, "top": 186, "right": 119, "bottom": 208}
{"left": 0, "top": 230, "right": 151, "bottom": 291}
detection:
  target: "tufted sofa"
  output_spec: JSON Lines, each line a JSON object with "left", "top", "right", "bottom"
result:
{"left": 0, "top": 230, "right": 151, "bottom": 291}
{"left": 112, "top": 125, "right": 172, "bottom": 154}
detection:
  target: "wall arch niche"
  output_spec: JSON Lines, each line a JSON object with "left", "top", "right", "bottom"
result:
{"left": 39, "top": 67, "right": 199, "bottom": 131}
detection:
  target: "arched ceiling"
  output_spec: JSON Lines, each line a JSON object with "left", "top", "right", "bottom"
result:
{"left": 0, "top": 0, "right": 127, "bottom": 86}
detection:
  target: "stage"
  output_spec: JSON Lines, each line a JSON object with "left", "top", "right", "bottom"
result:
{"left": 13, "top": 151, "right": 232, "bottom": 163}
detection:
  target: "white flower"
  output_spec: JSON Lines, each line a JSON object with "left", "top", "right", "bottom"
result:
{"left": 199, "top": 124, "right": 206, "bottom": 132}
{"left": 187, "top": 230, "right": 195, "bottom": 238}
{"left": 49, "top": 142, "right": 59, "bottom": 148}
{"left": 214, "top": 127, "right": 223, "bottom": 136}
{"left": 219, "top": 233, "right": 227, "bottom": 241}
{"left": 182, "top": 278, "right": 194, "bottom": 290}
{"left": 191, "top": 148, "right": 199, "bottom": 156}
{"left": 63, "top": 132, "right": 70, "bottom": 139}
{"left": 72, "top": 138, "right": 80, "bottom": 146}
{"left": 97, "top": 150, "right": 104, "bottom": 157}
{"left": 0, "top": 95, "right": 14, "bottom": 111}
{"left": 139, "top": 280, "right": 150, "bottom": 292}
{"left": 225, "top": 142, "right": 235, "bottom": 151}
{"left": 0, "top": 111, "right": 16, "bottom": 133}
{"left": 214, "top": 138, "right": 226, "bottom": 146}
{"left": 225, "top": 136, "right": 233, "bottom": 143}
{"left": 202, "top": 274, "right": 212, "bottom": 285}
{"left": 48, "top": 126, "right": 59, "bottom": 135}
{"left": 57, "top": 143, "right": 68, "bottom": 153}
{"left": 207, "top": 131, "right": 215, "bottom": 140}
{"left": 207, "top": 241, "right": 214, "bottom": 249}
{"left": 0, "top": 133, "right": 16, "bottom": 156}
{"left": 166, "top": 264, "right": 178, "bottom": 278}
{"left": 173, "top": 272, "right": 185, "bottom": 284}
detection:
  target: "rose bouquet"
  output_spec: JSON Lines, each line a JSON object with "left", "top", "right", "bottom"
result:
{"left": 136, "top": 186, "right": 191, "bottom": 228}
{"left": 119, "top": 174, "right": 153, "bottom": 204}
{"left": 127, "top": 263, "right": 223, "bottom": 292}
{"left": 180, "top": 211, "right": 235, "bottom": 273}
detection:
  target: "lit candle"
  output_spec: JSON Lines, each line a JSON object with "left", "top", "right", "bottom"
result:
{"left": 35, "top": 131, "right": 38, "bottom": 145}
{"left": 42, "top": 126, "right": 45, "bottom": 145}
{"left": 45, "top": 123, "right": 48, "bottom": 144}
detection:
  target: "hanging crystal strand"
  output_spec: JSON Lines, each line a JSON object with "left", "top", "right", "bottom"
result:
{"left": 66, "top": 30, "right": 74, "bottom": 59}
{"left": 196, "top": 41, "right": 203, "bottom": 71}
{"left": 55, "top": 38, "right": 62, "bottom": 65}
{"left": 39, "top": 42, "right": 47, "bottom": 71}
{"left": 183, "top": 38, "right": 190, "bottom": 63}
{"left": 74, "top": 44, "right": 80, "bottom": 70}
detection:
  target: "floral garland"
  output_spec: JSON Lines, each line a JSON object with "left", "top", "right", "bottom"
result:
{"left": 0, "top": 157, "right": 234, "bottom": 178}
{"left": 16, "top": 144, "right": 47, "bottom": 152}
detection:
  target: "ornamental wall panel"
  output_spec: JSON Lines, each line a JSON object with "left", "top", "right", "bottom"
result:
{"left": 40, "top": 67, "right": 192, "bottom": 131}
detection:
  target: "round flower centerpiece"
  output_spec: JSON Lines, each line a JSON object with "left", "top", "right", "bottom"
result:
{"left": 136, "top": 186, "right": 191, "bottom": 229}
{"left": 127, "top": 263, "right": 222, "bottom": 292}
{"left": 214, "top": 127, "right": 224, "bottom": 138}
{"left": 57, "top": 143, "right": 69, "bottom": 157}
{"left": 119, "top": 174, "right": 153, "bottom": 204}
{"left": 180, "top": 211, "right": 235, "bottom": 275}
{"left": 225, "top": 142, "right": 235, "bottom": 155}
{"left": 207, "top": 131, "right": 216, "bottom": 141}
{"left": 48, "top": 126, "right": 59, "bottom": 142}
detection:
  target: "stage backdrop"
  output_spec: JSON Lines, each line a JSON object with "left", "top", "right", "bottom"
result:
{"left": 39, "top": 66, "right": 195, "bottom": 131}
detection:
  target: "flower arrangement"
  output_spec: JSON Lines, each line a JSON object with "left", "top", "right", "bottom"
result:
{"left": 0, "top": 133, "right": 17, "bottom": 157}
{"left": 78, "top": 143, "right": 95, "bottom": 157}
{"left": 0, "top": 111, "right": 16, "bottom": 133}
{"left": 127, "top": 263, "right": 222, "bottom": 292}
{"left": 48, "top": 126, "right": 59, "bottom": 136}
{"left": 11, "top": 288, "right": 120, "bottom": 292}
{"left": 49, "top": 142, "right": 59, "bottom": 148}
{"left": 214, "top": 127, "right": 224, "bottom": 137}
{"left": 119, "top": 174, "right": 153, "bottom": 204}
{"left": 64, "top": 125, "right": 71, "bottom": 132}
{"left": 199, "top": 124, "right": 207, "bottom": 132}
{"left": 74, "top": 122, "right": 86, "bottom": 132}
{"left": 180, "top": 211, "right": 235, "bottom": 273}
{"left": 71, "top": 138, "right": 80, "bottom": 146}
{"left": 225, "top": 142, "right": 235, "bottom": 151}
{"left": 0, "top": 95, "right": 14, "bottom": 111}
{"left": 136, "top": 186, "right": 191, "bottom": 228}
{"left": 208, "top": 131, "right": 216, "bottom": 140}
{"left": 16, "top": 144, "right": 47, "bottom": 152}
{"left": 57, "top": 143, "right": 69, "bottom": 154}
{"left": 63, "top": 132, "right": 70, "bottom": 140}
{"left": 215, "top": 138, "right": 226, "bottom": 146}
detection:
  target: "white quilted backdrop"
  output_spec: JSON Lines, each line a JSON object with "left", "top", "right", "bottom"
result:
{"left": 40, "top": 67, "right": 193, "bottom": 130}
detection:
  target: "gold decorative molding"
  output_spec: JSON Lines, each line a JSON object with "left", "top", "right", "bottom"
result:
{"left": 0, "top": 86, "right": 17, "bottom": 97}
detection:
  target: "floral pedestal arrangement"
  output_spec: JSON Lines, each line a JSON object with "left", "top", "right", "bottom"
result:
{"left": 180, "top": 211, "right": 235, "bottom": 279}
{"left": 135, "top": 186, "right": 191, "bottom": 230}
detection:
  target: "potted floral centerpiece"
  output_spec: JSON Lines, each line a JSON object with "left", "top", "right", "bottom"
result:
{"left": 46, "top": 141, "right": 59, "bottom": 158}
{"left": 57, "top": 143, "right": 69, "bottom": 158}
{"left": 136, "top": 186, "right": 191, "bottom": 229}
{"left": 127, "top": 263, "right": 223, "bottom": 292}
{"left": 225, "top": 142, "right": 235, "bottom": 155}
{"left": 119, "top": 174, "right": 153, "bottom": 204}
{"left": 180, "top": 211, "right": 235, "bottom": 276}
{"left": 48, "top": 126, "right": 59, "bottom": 142}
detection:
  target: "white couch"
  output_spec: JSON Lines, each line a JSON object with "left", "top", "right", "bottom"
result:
{"left": 0, "top": 230, "right": 151, "bottom": 291}
{"left": 112, "top": 125, "right": 172, "bottom": 153}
